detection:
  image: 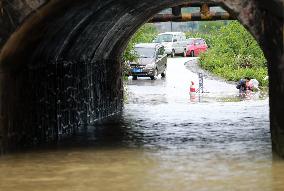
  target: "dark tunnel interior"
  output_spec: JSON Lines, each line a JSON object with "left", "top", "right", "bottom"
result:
{"left": 0, "top": 0, "right": 283, "bottom": 157}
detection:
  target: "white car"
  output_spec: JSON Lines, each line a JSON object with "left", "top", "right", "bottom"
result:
{"left": 153, "top": 32, "right": 188, "bottom": 57}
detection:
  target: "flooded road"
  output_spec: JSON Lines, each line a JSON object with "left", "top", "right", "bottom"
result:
{"left": 0, "top": 58, "right": 283, "bottom": 191}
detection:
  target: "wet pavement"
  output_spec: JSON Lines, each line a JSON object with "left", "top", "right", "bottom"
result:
{"left": 0, "top": 57, "right": 283, "bottom": 191}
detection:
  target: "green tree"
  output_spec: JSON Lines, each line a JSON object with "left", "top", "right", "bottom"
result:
{"left": 123, "top": 24, "right": 158, "bottom": 62}
{"left": 198, "top": 21, "right": 228, "bottom": 33}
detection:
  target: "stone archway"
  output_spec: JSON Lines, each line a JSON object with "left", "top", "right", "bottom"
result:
{"left": 0, "top": 0, "right": 283, "bottom": 157}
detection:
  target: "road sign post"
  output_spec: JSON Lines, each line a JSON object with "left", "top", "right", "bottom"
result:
{"left": 196, "top": 72, "right": 204, "bottom": 93}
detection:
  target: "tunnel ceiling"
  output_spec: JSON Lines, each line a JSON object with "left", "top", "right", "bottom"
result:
{"left": 0, "top": 0, "right": 281, "bottom": 69}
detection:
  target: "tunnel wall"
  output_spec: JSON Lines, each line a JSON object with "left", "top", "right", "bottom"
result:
{"left": 0, "top": 0, "right": 46, "bottom": 48}
{"left": 0, "top": 0, "right": 283, "bottom": 156}
{"left": 0, "top": 58, "right": 123, "bottom": 148}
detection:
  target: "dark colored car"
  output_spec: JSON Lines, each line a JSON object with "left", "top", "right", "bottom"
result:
{"left": 129, "top": 43, "right": 167, "bottom": 80}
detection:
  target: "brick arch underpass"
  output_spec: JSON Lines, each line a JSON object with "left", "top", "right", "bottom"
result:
{"left": 0, "top": 0, "right": 283, "bottom": 157}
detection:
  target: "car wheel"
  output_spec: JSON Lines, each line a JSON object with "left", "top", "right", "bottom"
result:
{"left": 190, "top": 50, "right": 195, "bottom": 57}
{"left": 171, "top": 49, "right": 175, "bottom": 58}
{"left": 161, "top": 71, "right": 166, "bottom": 78}
{"left": 150, "top": 69, "right": 158, "bottom": 80}
{"left": 183, "top": 49, "right": 187, "bottom": 57}
{"left": 132, "top": 75, "right": 137, "bottom": 80}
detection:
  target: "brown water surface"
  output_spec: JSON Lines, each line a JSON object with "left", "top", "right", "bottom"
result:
{"left": 0, "top": 58, "right": 283, "bottom": 191}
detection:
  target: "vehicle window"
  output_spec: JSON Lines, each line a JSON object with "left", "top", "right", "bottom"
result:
{"left": 135, "top": 47, "right": 155, "bottom": 58}
{"left": 194, "top": 40, "right": 199, "bottom": 45}
{"left": 176, "top": 36, "right": 181, "bottom": 41}
{"left": 187, "top": 39, "right": 194, "bottom": 45}
{"left": 180, "top": 36, "right": 184, "bottom": 41}
{"left": 153, "top": 34, "right": 173, "bottom": 43}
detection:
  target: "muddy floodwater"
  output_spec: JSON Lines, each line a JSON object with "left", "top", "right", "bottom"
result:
{"left": 0, "top": 58, "right": 283, "bottom": 191}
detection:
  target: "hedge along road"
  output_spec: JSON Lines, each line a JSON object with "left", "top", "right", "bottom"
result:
{"left": 0, "top": 57, "right": 283, "bottom": 191}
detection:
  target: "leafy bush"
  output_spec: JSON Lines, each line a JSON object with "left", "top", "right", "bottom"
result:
{"left": 187, "top": 21, "right": 267, "bottom": 87}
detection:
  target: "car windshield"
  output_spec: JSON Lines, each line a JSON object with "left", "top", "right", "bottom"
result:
{"left": 187, "top": 39, "right": 194, "bottom": 45}
{"left": 153, "top": 34, "right": 173, "bottom": 43}
{"left": 135, "top": 47, "right": 155, "bottom": 58}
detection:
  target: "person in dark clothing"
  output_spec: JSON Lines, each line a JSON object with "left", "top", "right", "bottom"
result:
{"left": 236, "top": 77, "right": 252, "bottom": 94}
